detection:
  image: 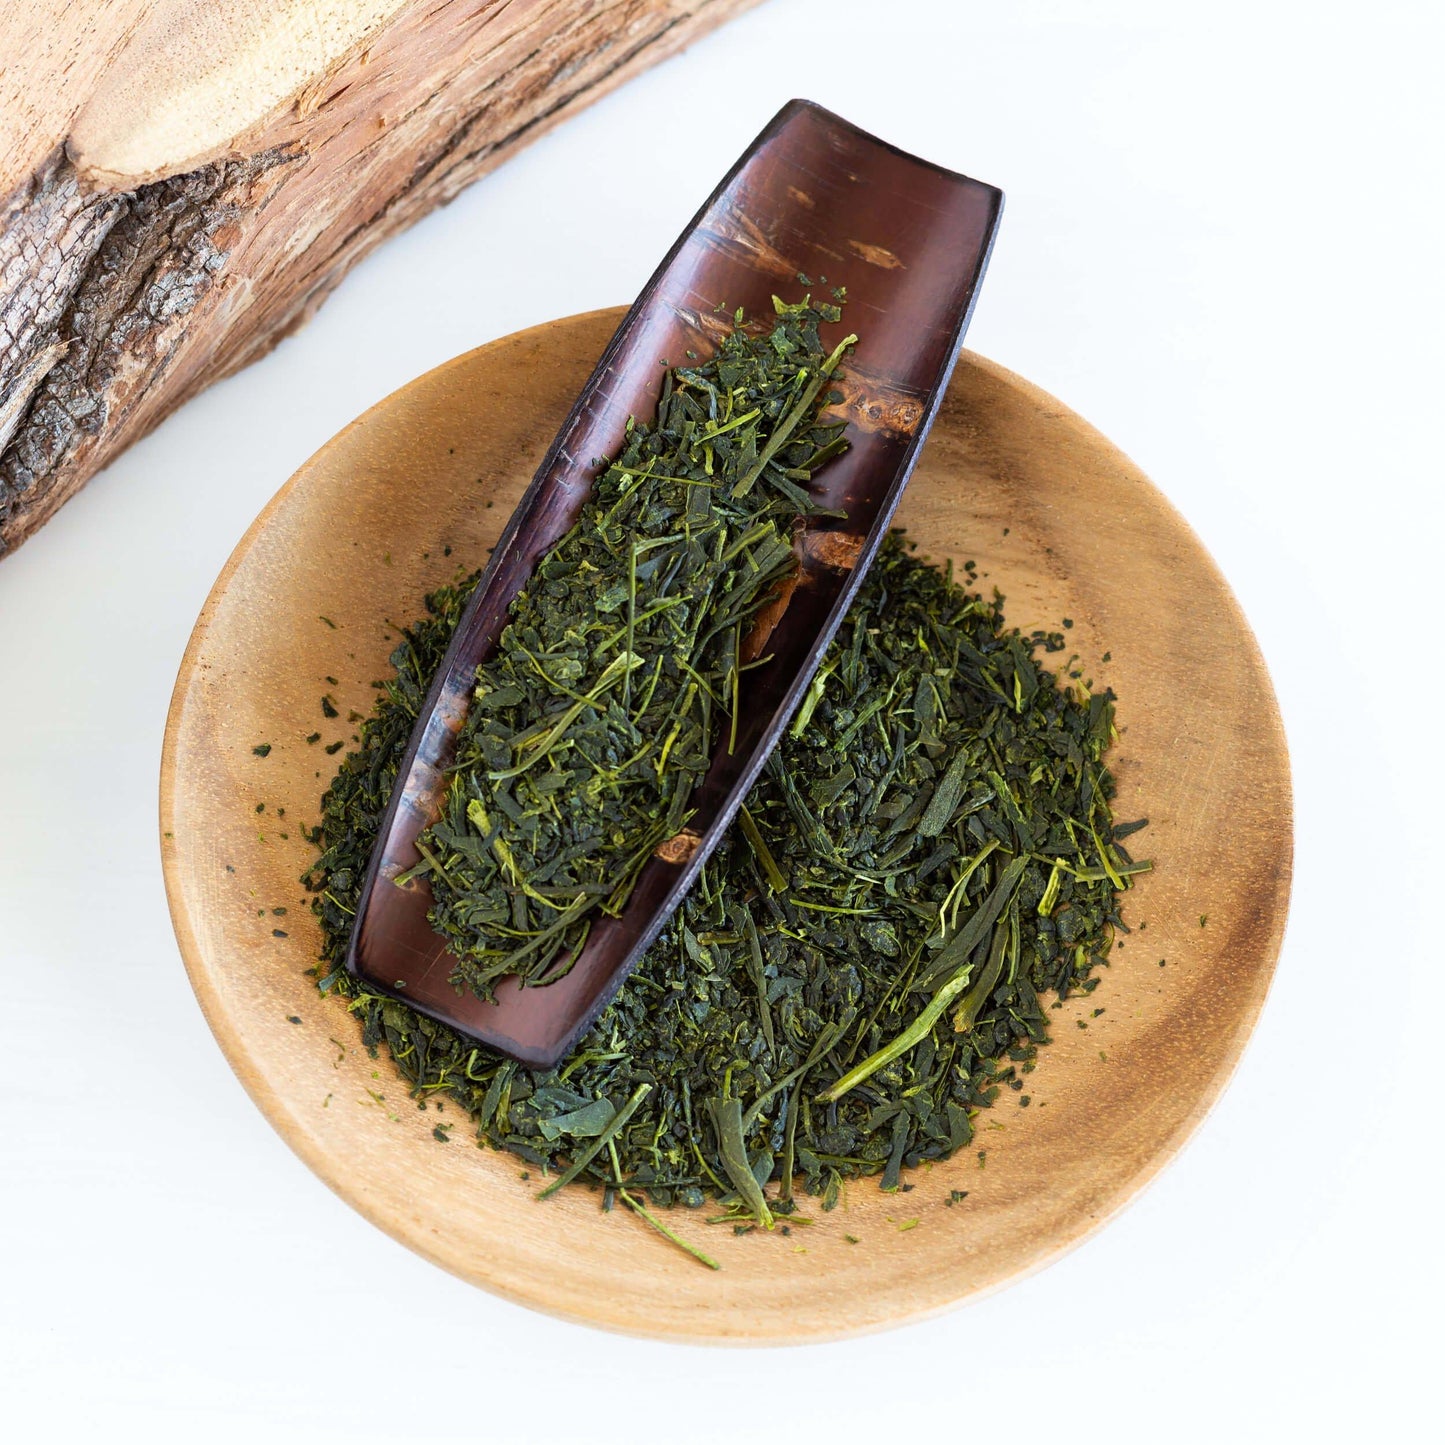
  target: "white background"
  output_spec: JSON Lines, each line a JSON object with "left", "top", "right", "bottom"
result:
{"left": 2, "top": 3, "right": 1440, "bottom": 1440}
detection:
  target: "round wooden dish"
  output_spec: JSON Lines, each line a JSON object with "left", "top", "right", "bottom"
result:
{"left": 161, "top": 308, "right": 1291, "bottom": 1342}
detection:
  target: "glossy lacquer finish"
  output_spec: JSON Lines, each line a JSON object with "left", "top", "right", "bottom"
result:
{"left": 347, "top": 100, "right": 1003, "bottom": 1067}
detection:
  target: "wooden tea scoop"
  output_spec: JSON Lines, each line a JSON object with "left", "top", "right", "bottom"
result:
{"left": 346, "top": 99, "right": 1003, "bottom": 1068}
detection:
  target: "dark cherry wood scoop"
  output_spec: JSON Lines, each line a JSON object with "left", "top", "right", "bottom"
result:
{"left": 346, "top": 99, "right": 1003, "bottom": 1068}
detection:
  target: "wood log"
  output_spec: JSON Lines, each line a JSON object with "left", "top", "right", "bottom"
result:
{"left": 0, "top": 0, "right": 762, "bottom": 558}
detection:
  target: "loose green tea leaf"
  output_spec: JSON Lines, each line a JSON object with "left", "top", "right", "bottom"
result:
{"left": 306, "top": 531, "right": 1146, "bottom": 1235}
{"left": 616, "top": 1186, "right": 720, "bottom": 1270}
{"left": 535, "top": 1083, "right": 652, "bottom": 1200}
{"left": 708, "top": 1094, "right": 775, "bottom": 1229}
{"left": 415, "top": 298, "right": 855, "bottom": 1001}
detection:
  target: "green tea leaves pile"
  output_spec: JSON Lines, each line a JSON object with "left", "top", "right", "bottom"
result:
{"left": 412, "top": 297, "right": 855, "bottom": 999}
{"left": 307, "top": 534, "right": 1147, "bottom": 1238}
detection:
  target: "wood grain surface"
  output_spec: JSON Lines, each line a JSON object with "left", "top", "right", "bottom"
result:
{"left": 160, "top": 308, "right": 1292, "bottom": 1342}
{"left": 0, "top": 0, "right": 762, "bottom": 557}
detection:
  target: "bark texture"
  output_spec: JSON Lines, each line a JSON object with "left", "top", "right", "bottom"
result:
{"left": 0, "top": 0, "right": 760, "bottom": 557}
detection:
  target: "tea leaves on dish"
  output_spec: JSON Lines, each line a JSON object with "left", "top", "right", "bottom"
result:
{"left": 305, "top": 533, "right": 1146, "bottom": 1243}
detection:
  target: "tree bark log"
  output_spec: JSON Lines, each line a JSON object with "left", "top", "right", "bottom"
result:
{"left": 0, "top": 0, "right": 761, "bottom": 558}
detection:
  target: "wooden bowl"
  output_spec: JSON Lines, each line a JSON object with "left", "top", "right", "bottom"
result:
{"left": 161, "top": 308, "right": 1292, "bottom": 1342}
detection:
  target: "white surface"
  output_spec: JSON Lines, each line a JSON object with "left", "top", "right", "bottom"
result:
{"left": 2, "top": 3, "right": 1440, "bottom": 1440}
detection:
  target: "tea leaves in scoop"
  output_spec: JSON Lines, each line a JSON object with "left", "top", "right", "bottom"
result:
{"left": 414, "top": 297, "right": 855, "bottom": 1000}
